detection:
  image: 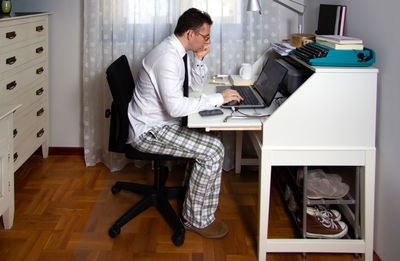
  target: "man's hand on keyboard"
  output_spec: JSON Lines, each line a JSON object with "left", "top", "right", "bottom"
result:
{"left": 221, "top": 89, "right": 243, "bottom": 105}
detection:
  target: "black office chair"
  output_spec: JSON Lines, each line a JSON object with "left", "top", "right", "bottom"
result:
{"left": 105, "top": 55, "right": 187, "bottom": 246}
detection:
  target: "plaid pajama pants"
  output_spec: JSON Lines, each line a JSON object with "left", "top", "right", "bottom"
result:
{"left": 131, "top": 124, "right": 224, "bottom": 228}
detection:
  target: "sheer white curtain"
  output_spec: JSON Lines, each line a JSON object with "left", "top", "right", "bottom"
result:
{"left": 83, "top": 0, "right": 280, "bottom": 171}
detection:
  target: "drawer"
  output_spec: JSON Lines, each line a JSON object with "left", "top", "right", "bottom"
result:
{"left": 13, "top": 124, "right": 47, "bottom": 170}
{"left": 0, "top": 61, "right": 48, "bottom": 103}
{"left": 14, "top": 82, "right": 48, "bottom": 114}
{"left": 0, "top": 17, "right": 47, "bottom": 48}
{"left": 14, "top": 114, "right": 47, "bottom": 150}
{"left": 13, "top": 98, "right": 48, "bottom": 145}
{"left": 0, "top": 40, "right": 47, "bottom": 74}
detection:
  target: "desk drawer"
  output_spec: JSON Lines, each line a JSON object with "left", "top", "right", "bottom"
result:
{"left": 0, "top": 17, "right": 47, "bottom": 48}
{"left": 0, "top": 41, "right": 47, "bottom": 74}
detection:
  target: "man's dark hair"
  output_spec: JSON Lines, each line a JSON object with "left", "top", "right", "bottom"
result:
{"left": 174, "top": 8, "right": 213, "bottom": 36}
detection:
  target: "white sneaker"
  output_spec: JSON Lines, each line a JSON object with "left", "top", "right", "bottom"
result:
{"left": 307, "top": 205, "right": 341, "bottom": 221}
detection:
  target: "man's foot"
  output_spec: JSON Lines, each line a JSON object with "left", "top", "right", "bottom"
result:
{"left": 183, "top": 219, "right": 229, "bottom": 239}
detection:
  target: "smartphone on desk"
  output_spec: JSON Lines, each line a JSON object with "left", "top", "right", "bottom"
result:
{"left": 199, "top": 109, "right": 223, "bottom": 117}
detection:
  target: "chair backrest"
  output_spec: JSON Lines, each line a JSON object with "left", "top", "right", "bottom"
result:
{"left": 106, "top": 55, "right": 135, "bottom": 153}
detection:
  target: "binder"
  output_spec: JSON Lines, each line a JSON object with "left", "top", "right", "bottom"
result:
{"left": 316, "top": 4, "right": 347, "bottom": 36}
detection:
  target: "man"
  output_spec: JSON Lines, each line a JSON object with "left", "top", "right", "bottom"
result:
{"left": 127, "top": 8, "right": 242, "bottom": 239}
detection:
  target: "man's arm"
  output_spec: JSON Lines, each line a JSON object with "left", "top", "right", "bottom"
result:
{"left": 189, "top": 51, "right": 208, "bottom": 92}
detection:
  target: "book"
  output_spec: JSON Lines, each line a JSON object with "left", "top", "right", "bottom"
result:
{"left": 316, "top": 39, "right": 364, "bottom": 50}
{"left": 229, "top": 75, "right": 258, "bottom": 86}
{"left": 334, "top": 5, "right": 341, "bottom": 36}
{"left": 316, "top": 4, "right": 347, "bottom": 36}
{"left": 315, "top": 35, "right": 363, "bottom": 44}
{"left": 334, "top": 5, "right": 347, "bottom": 36}
{"left": 338, "top": 6, "right": 347, "bottom": 36}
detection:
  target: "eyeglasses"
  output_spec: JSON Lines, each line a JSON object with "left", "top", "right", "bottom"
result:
{"left": 196, "top": 32, "right": 210, "bottom": 41}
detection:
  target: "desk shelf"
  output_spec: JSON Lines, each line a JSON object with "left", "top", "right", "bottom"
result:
{"left": 274, "top": 166, "right": 361, "bottom": 243}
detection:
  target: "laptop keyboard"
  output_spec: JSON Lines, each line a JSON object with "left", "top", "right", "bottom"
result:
{"left": 231, "top": 86, "right": 261, "bottom": 105}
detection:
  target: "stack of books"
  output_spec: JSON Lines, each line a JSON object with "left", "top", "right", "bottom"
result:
{"left": 315, "top": 35, "right": 364, "bottom": 50}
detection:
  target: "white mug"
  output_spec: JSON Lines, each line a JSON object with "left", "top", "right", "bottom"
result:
{"left": 239, "top": 63, "right": 252, "bottom": 80}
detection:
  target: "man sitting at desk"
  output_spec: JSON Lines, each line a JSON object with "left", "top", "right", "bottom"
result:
{"left": 127, "top": 8, "right": 242, "bottom": 239}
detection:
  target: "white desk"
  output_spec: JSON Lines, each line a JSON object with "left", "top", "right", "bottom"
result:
{"left": 188, "top": 82, "right": 279, "bottom": 131}
{"left": 188, "top": 61, "right": 378, "bottom": 261}
{"left": 188, "top": 82, "right": 278, "bottom": 173}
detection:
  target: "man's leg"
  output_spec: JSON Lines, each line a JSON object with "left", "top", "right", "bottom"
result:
{"left": 132, "top": 124, "right": 224, "bottom": 229}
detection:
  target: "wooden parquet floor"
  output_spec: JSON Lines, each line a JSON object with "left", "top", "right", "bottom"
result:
{"left": 0, "top": 155, "right": 376, "bottom": 261}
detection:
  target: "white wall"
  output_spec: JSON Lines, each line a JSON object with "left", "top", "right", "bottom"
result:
{"left": 277, "top": 0, "right": 320, "bottom": 37}
{"left": 12, "top": 0, "right": 400, "bottom": 259}
{"left": 13, "top": 0, "right": 83, "bottom": 147}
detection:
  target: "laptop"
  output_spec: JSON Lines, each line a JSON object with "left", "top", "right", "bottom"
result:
{"left": 217, "top": 57, "right": 287, "bottom": 109}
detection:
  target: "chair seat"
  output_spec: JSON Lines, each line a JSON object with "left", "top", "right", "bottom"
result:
{"left": 124, "top": 144, "right": 191, "bottom": 162}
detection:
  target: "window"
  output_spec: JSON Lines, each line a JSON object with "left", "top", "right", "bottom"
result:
{"left": 189, "top": 0, "right": 242, "bottom": 24}
{"left": 125, "top": 0, "right": 242, "bottom": 24}
{"left": 126, "top": 1, "right": 170, "bottom": 24}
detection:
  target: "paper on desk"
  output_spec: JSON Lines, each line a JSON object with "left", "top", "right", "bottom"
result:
{"left": 271, "top": 42, "right": 296, "bottom": 56}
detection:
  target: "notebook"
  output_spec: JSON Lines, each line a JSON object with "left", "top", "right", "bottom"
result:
{"left": 217, "top": 58, "right": 287, "bottom": 109}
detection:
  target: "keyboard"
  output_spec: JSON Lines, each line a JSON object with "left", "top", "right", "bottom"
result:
{"left": 292, "top": 43, "right": 328, "bottom": 61}
{"left": 225, "top": 86, "right": 262, "bottom": 106}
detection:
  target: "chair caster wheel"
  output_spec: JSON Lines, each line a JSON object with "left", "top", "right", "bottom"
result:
{"left": 172, "top": 232, "right": 185, "bottom": 246}
{"left": 108, "top": 225, "right": 120, "bottom": 238}
{"left": 111, "top": 186, "right": 120, "bottom": 194}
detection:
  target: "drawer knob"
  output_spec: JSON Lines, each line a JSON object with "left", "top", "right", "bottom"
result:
{"left": 36, "top": 67, "right": 44, "bottom": 74}
{"left": 6, "top": 81, "right": 17, "bottom": 90}
{"left": 13, "top": 128, "right": 18, "bottom": 138}
{"left": 6, "top": 56, "right": 16, "bottom": 65}
{"left": 36, "top": 25, "right": 44, "bottom": 32}
{"left": 6, "top": 31, "right": 16, "bottom": 39}
{"left": 13, "top": 152, "right": 18, "bottom": 162}
{"left": 37, "top": 128, "right": 45, "bottom": 138}
{"left": 36, "top": 87, "right": 44, "bottom": 96}
{"left": 36, "top": 46, "right": 44, "bottom": 54}
{"left": 37, "top": 108, "right": 45, "bottom": 117}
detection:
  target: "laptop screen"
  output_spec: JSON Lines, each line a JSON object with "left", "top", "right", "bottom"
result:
{"left": 253, "top": 58, "right": 288, "bottom": 106}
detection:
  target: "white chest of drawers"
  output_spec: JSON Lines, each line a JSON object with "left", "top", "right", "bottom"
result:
{"left": 0, "top": 104, "right": 20, "bottom": 229}
{"left": 0, "top": 13, "right": 49, "bottom": 170}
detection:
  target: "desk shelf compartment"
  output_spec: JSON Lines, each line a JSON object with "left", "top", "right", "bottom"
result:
{"left": 274, "top": 166, "right": 361, "bottom": 241}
